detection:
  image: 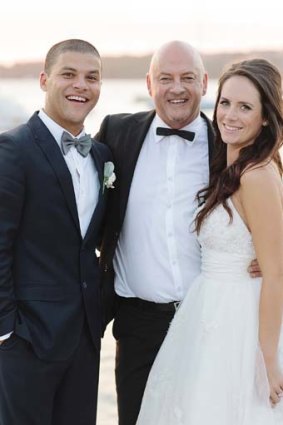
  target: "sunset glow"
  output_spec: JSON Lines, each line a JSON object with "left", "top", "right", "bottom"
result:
{"left": 1, "top": 0, "right": 283, "bottom": 65}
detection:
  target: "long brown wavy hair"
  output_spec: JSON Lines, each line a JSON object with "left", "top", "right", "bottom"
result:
{"left": 195, "top": 58, "right": 283, "bottom": 233}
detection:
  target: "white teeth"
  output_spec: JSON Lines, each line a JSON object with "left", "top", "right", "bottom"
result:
{"left": 224, "top": 124, "right": 241, "bottom": 131}
{"left": 67, "top": 96, "right": 87, "bottom": 102}
{"left": 170, "top": 99, "right": 186, "bottom": 104}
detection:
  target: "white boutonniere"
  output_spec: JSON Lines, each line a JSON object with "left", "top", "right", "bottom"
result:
{"left": 103, "top": 161, "right": 116, "bottom": 193}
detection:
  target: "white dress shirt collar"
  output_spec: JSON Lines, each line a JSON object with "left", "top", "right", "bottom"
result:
{"left": 38, "top": 109, "right": 85, "bottom": 147}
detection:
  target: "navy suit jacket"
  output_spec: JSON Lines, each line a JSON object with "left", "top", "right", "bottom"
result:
{"left": 0, "top": 112, "right": 112, "bottom": 361}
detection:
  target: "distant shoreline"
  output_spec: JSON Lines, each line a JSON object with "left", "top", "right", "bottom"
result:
{"left": 1, "top": 49, "right": 282, "bottom": 79}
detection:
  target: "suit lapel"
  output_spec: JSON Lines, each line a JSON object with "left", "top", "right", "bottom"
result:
{"left": 119, "top": 110, "right": 155, "bottom": 222}
{"left": 90, "top": 142, "right": 104, "bottom": 192}
{"left": 200, "top": 111, "right": 215, "bottom": 167}
{"left": 28, "top": 113, "right": 81, "bottom": 234}
{"left": 83, "top": 143, "right": 104, "bottom": 242}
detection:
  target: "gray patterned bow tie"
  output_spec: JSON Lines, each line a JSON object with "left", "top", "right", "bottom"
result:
{"left": 61, "top": 131, "right": 92, "bottom": 157}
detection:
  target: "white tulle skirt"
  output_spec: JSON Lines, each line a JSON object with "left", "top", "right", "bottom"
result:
{"left": 136, "top": 272, "right": 283, "bottom": 425}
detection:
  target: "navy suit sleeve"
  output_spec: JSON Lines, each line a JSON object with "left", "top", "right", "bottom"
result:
{"left": 92, "top": 138, "right": 113, "bottom": 250}
{"left": 0, "top": 133, "right": 25, "bottom": 334}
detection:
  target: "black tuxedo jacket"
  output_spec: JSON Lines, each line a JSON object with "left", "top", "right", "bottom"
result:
{"left": 96, "top": 110, "right": 215, "bottom": 326}
{"left": 0, "top": 112, "right": 112, "bottom": 361}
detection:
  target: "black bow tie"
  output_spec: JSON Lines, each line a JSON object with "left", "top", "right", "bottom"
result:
{"left": 156, "top": 127, "right": 195, "bottom": 142}
{"left": 61, "top": 131, "right": 92, "bottom": 157}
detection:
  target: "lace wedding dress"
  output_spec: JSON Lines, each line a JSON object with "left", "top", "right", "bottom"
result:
{"left": 136, "top": 198, "right": 283, "bottom": 425}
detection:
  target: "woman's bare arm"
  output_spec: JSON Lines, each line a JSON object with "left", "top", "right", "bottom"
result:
{"left": 241, "top": 164, "right": 283, "bottom": 405}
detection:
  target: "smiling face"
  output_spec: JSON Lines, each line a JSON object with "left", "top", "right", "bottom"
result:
{"left": 40, "top": 51, "right": 101, "bottom": 135}
{"left": 146, "top": 42, "right": 208, "bottom": 129}
{"left": 216, "top": 75, "right": 265, "bottom": 154}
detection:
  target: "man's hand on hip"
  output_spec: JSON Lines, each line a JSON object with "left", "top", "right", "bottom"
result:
{"left": 248, "top": 259, "right": 262, "bottom": 278}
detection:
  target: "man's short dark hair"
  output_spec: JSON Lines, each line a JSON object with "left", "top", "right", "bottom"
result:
{"left": 44, "top": 39, "right": 101, "bottom": 74}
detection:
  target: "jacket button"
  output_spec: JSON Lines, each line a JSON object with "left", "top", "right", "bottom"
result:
{"left": 104, "top": 265, "right": 108, "bottom": 272}
{"left": 82, "top": 281, "right": 88, "bottom": 289}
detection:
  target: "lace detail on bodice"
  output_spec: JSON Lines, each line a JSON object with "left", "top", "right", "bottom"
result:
{"left": 196, "top": 199, "right": 256, "bottom": 281}
{"left": 198, "top": 198, "right": 255, "bottom": 257}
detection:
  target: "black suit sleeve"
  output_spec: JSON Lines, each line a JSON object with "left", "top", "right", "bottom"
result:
{"left": 0, "top": 133, "right": 25, "bottom": 334}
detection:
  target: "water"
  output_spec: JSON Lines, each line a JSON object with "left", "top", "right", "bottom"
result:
{"left": 0, "top": 78, "right": 216, "bottom": 424}
{"left": 0, "top": 78, "right": 216, "bottom": 133}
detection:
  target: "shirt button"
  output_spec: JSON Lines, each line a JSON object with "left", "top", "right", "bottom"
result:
{"left": 82, "top": 281, "right": 87, "bottom": 289}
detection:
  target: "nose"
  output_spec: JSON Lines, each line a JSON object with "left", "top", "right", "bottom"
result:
{"left": 224, "top": 106, "right": 238, "bottom": 121}
{"left": 170, "top": 79, "right": 186, "bottom": 94}
{"left": 72, "top": 75, "right": 87, "bottom": 90}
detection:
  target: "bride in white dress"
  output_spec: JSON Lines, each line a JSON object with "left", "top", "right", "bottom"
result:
{"left": 136, "top": 59, "right": 283, "bottom": 424}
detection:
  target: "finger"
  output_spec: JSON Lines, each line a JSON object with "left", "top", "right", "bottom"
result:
{"left": 248, "top": 270, "right": 261, "bottom": 278}
{"left": 270, "top": 392, "right": 280, "bottom": 405}
{"left": 248, "top": 264, "right": 260, "bottom": 272}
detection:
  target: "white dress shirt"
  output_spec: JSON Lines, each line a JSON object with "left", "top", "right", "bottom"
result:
{"left": 0, "top": 110, "right": 100, "bottom": 341}
{"left": 113, "top": 114, "right": 210, "bottom": 302}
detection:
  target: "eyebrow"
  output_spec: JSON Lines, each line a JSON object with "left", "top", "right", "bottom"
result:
{"left": 60, "top": 66, "right": 77, "bottom": 72}
{"left": 60, "top": 66, "right": 100, "bottom": 74}
{"left": 159, "top": 71, "right": 196, "bottom": 76}
{"left": 220, "top": 96, "right": 254, "bottom": 107}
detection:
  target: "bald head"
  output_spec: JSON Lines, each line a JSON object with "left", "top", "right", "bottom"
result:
{"left": 146, "top": 40, "right": 208, "bottom": 128}
{"left": 149, "top": 41, "right": 205, "bottom": 79}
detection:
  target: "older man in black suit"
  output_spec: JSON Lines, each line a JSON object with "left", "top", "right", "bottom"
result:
{"left": 97, "top": 41, "right": 215, "bottom": 425}
{"left": 0, "top": 39, "right": 113, "bottom": 425}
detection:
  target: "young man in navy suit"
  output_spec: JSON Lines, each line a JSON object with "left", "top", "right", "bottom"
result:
{"left": 0, "top": 39, "right": 112, "bottom": 425}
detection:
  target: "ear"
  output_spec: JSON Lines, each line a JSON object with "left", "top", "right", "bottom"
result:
{"left": 146, "top": 73, "right": 152, "bottom": 97}
{"left": 39, "top": 71, "right": 48, "bottom": 92}
{"left": 202, "top": 72, "right": 208, "bottom": 96}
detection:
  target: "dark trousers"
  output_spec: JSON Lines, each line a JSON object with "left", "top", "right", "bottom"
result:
{"left": 0, "top": 324, "right": 100, "bottom": 425}
{"left": 113, "top": 299, "right": 176, "bottom": 425}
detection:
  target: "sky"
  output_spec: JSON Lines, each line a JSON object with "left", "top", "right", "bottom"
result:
{"left": 1, "top": 0, "right": 283, "bottom": 65}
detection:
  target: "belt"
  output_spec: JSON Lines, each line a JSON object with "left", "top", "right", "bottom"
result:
{"left": 118, "top": 296, "right": 181, "bottom": 312}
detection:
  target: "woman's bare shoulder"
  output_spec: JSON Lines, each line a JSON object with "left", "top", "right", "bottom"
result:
{"left": 241, "top": 161, "right": 282, "bottom": 193}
